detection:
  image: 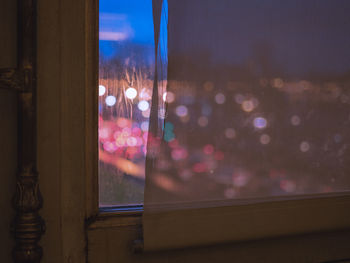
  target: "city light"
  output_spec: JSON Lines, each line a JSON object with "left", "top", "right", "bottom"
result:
{"left": 253, "top": 117, "right": 267, "bottom": 129}
{"left": 105, "top": 95, "right": 116, "bottom": 106}
{"left": 99, "top": 85, "right": 106, "bottom": 96}
{"left": 175, "top": 105, "right": 188, "bottom": 117}
{"left": 300, "top": 141, "right": 310, "bottom": 152}
{"left": 125, "top": 87, "right": 137, "bottom": 99}
{"left": 215, "top": 93, "right": 226, "bottom": 104}
{"left": 138, "top": 100, "right": 149, "bottom": 111}
{"left": 291, "top": 115, "right": 301, "bottom": 126}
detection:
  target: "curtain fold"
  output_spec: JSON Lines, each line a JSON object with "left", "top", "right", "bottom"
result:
{"left": 145, "top": 0, "right": 164, "bottom": 204}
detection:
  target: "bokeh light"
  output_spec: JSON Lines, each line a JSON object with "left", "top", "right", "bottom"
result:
{"left": 175, "top": 105, "right": 188, "bottom": 117}
{"left": 125, "top": 87, "right": 138, "bottom": 99}
{"left": 242, "top": 100, "right": 255, "bottom": 112}
{"left": 291, "top": 115, "right": 301, "bottom": 126}
{"left": 203, "top": 144, "right": 214, "bottom": 155}
{"left": 105, "top": 95, "right": 116, "bottom": 106}
{"left": 163, "top": 91, "right": 175, "bottom": 103}
{"left": 215, "top": 93, "right": 226, "bottom": 104}
{"left": 253, "top": 117, "right": 267, "bottom": 129}
{"left": 138, "top": 100, "right": 149, "bottom": 111}
{"left": 260, "top": 134, "right": 271, "bottom": 145}
{"left": 272, "top": 78, "right": 284, "bottom": 89}
{"left": 99, "top": 85, "right": 106, "bottom": 96}
{"left": 300, "top": 141, "right": 310, "bottom": 152}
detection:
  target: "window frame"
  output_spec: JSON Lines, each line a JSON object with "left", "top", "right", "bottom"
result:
{"left": 35, "top": 0, "right": 350, "bottom": 261}
{"left": 85, "top": 0, "right": 350, "bottom": 256}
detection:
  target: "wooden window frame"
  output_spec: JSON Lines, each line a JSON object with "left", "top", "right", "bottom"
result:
{"left": 86, "top": 0, "right": 350, "bottom": 256}
{"left": 88, "top": 0, "right": 350, "bottom": 251}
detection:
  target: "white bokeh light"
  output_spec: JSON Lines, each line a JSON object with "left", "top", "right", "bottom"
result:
{"left": 137, "top": 100, "right": 149, "bottom": 111}
{"left": 125, "top": 87, "right": 137, "bottom": 99}
{"left": 99, "top": 85, "right": 106, "bottom": 96}
{"left": 163, "top": 91, "right": 175, "bottom": 103}
{"left": 105, "top": 95, "right": 116, "bottom": 106}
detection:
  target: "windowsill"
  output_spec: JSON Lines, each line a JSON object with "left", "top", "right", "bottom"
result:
{"left": 88, "top": 192, "right": 350, "bottom": 233}
{"left": 87, "top": 193, "right": 350, "bottom": 256}
{"left": 87, "top": 206, "right": 143, "bottom": 229}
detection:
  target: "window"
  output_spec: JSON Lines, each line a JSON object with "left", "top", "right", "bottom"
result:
{"left": 99, "top": 0, "right": 350, "bottom": 205}
{"left": 96, "top": 0, "right": 350, "bottom": 252}
{"left": 37, "top": 0, "right": 350, "bottom": 262}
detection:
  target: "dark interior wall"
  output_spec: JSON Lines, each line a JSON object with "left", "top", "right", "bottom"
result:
{"left": 0, "top": 90, "right": 17, "bottom": 262}
{"left": 0, "top": 0, "right": 17, "bottom": 262}
{"left": 0, "top": 0, "right": 17, "bottom": 68}
{"left": 37, "top": 0, "right": 63, "bottom": 260}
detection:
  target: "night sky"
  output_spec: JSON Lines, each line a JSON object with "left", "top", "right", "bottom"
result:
{"left": 99, "top": 0, "right": 155, "bottom": 57}
{"left": 100, "top": 0, "right": 350, "bottom": 75}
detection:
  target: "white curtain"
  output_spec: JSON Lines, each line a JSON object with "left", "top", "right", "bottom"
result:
{"left": 144, "top": 0, "right": 350, "bottom": 251}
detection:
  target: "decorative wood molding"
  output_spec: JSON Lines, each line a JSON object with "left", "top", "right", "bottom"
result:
{"left": 0, "top": 0, "right": 46, "bottom": 262}
{"left": 0, "top": 68, "right": 22, "bottom": 91}
{"left": 12, "top": 168, "right": 45, "bottom": 263}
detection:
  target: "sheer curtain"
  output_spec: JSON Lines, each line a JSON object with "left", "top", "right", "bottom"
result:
{"left": 144, "top": 0, "right": 350, "bottom": 251}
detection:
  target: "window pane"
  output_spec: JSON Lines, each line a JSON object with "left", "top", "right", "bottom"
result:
{"left": 99, "top": 0, "right": 167, "bottom": 206}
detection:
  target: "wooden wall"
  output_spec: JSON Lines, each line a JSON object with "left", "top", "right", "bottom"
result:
{"left": 0, "top": 0, "right": 17, "bottom": 262}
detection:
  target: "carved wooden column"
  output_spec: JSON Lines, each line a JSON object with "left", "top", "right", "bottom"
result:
{"left": 0, "top": 0, "right": 45, "bottom": 262}
{"left": 12, "top": 0, "right": 45, "bottom": 261}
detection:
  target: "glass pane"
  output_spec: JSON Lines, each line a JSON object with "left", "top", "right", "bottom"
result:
{"left": 99, "top": 0, "right": 164, "bottom": 207}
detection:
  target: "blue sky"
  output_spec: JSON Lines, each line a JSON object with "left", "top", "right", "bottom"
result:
{"left": 99, "top": 0, "right": 350, "bottom": 76}
{"left": 99, "top": 0, "right": 157, "bottom": 58}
